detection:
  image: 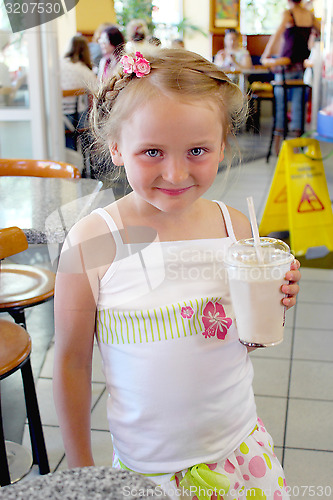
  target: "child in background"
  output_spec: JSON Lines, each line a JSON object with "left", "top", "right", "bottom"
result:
{"left": 53, "top": 48, "right": 301, "bottom": 499}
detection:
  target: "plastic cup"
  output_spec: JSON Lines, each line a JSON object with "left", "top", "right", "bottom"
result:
{"left": 225, "top": 237, "right": 294, "bottom": 347}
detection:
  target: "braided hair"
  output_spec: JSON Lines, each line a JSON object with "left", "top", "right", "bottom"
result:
{"left": 89, "top": 48, "right": 247, "bottom": 163}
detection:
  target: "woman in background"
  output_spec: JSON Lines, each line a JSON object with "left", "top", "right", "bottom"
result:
{"left": 214, "top": 29, "right": 252, "bottom": 76}
{"left": 261, "top": 0, "right": 320, "bottom": 147}
{"left": 97, "top": 25, "right": 125, "bottom": 81}
{"left": 89, "top": 22, "right": 113, "bottom": 71}
{"left": 60, "top": 35, "right": 96, "bottom": 150}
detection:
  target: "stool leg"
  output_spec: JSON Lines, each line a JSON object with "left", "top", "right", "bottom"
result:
{"left": 266, "top": 94, "right": 277, "bottom": 163}
{"left": 283, "top": 83, "right": 288, "bottom": 139}
{"left": 8, "top": 308, "right": 26, "bottom": 329}
{"left": 300, "top": 86, "right": 307, "bottom": 136}
{"left": 0, "top": 389, "right": 11, "bottom": 486}
{"left": 21, "top": 360, "right": 50, "bottom": 475}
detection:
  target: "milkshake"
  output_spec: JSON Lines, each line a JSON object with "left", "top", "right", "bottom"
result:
{"left": 225, "top": 238, "right": 294, "bottom": 347}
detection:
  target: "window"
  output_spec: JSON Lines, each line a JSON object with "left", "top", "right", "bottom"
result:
{"left": 240, "top": 0, "right": 287, "bottom": 34}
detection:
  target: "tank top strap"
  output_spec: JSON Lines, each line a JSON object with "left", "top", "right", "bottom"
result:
{"left": 213, "top": 200, "right": 237, "bottom": 242}
{"left": 91, "top": 208, "right": 124, "bottom": 249}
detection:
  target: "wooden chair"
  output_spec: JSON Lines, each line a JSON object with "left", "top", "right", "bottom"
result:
{"left": 0, "top": 227, "right": 55, "bottom": 328}
{"left": 247, "top": 81, "right": 274, "bottom": 133}
{"left": 62, "top": 88, "right": 93, "bottom": 177}
{"left": 0, "top": 158, "right": 81, "bottom": 179}
{"left": 0, "top": 228, "right": 50, "bottom": 486}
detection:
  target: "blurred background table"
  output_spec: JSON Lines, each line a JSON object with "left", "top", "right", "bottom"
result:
{"left": 0, "top": 176, "right": 103, "bottom": 244}
{"left": 0, "top": 466, "right": 171, "bottom": 499}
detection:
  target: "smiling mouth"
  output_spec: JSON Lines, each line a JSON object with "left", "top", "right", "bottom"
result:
{"left": 156, "top": 186, "right": 194, "bottom": 196}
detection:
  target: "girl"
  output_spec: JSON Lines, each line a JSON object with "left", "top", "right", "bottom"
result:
{"left": 54, "top": 48, "right": 301, "bottom": 499}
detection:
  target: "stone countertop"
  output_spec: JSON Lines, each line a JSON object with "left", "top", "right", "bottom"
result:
{"left": 0, "top": 177, "right": 105, "bottom": 244}
{"left": 0, "top": 467, "right": 171, "bottom": 499}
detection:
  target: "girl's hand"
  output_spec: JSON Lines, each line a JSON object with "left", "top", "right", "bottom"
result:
{"left": 281, "top": 259, "right": 301, "bottom": 310}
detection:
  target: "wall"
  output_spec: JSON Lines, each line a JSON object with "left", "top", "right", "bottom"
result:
{"left": 56, "top": 7, "right": 77, "bottom": 56}
{"left": 183, "top": 0, "right": 211, "bottom": 60}
{"left": 75, "top": 0, "right": 117, "bottom": 35}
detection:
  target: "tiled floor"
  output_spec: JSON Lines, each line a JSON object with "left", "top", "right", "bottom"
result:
{"left": 7, "top": 142, "right": 333, "bottom": 497}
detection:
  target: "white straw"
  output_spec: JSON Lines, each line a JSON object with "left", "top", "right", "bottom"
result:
{"left": 247, "top": 196, "right": 264, "bottom": 264}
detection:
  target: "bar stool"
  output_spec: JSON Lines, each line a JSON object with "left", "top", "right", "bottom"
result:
{"left": 266, "top": 78, "right": 309, "bottom": 162}
{"left": 0, "top": 226, "right": 55, "bottom": 329}
{"left": 0, "top": 319, "right": 50, "bottom": 486}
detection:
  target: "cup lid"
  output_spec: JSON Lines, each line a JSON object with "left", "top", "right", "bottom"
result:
{"left": 225, "top": 237, "right": 293, "bottom": 266}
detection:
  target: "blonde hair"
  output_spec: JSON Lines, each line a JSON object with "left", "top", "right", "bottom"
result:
{"left": 90, "top": 48, "right": 247, "bottom": 162}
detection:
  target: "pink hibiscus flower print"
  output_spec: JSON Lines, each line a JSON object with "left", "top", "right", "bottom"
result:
{"left": 202, "top": 301, "right": 232, "bottom": 340}
{"left": 181, "top": 306, "right": 194, "bottom": 319}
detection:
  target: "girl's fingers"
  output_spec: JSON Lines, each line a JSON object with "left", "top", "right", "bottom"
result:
{"left": 281, "top": 283, "right": 299, "bottom": 296}
{"left": 284, "top": 260, "right": 301, "bottom": 283}
{"left": 291, "top": 259, "right": 301, "bottom": 269}
{"left": 285, "top": 267, "right": 301, "bottom": 283}
{"left": 282, "top": 295, "right": 296, "bottom": 309}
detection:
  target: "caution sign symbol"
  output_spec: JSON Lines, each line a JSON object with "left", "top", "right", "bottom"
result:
{"left": 274, "top": 185, "right": 287, "bottom": 204}
{"left": 297, "top": 184, "right": 325, "bottom": 213}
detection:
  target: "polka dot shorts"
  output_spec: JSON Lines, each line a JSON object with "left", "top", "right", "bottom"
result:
{"left": 113, "top": 418, "right": 290, "bottom": 500}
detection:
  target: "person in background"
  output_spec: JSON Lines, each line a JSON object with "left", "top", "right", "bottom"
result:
{"left": 148, "top": 35, "right": 162, "bottom": 48}
{"left": 54, "top": 48, "right": 301, "bottom": 499}
{"left": 60, "top": 35, "right": 96, "bottom": 150}
{"left": 261, "top": 0, "right": 320, "bottom": 146}
{"left": 125, "top": 19, "right": 149, "bottom": 53}
{"left": 89, "top": 22, "right": 113, "bottom": 72}
{"left": 97, "top": 25, "right": 125, "bottom": 81}
{"left": 214, "top": 28, "right": 252, "bottom": 77}
{"left": 171, "top": 38, "right": 185, "bottom": 49}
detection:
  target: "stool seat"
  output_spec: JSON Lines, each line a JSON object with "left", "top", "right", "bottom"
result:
{"left": 0, "top": 264, "right": 55, "bottom": 310}
{"left": 0, "top": 320, "right": 31, "bottom": 377}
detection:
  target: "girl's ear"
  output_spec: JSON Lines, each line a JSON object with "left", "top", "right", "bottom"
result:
{"left": 109, "top": 143, "right": 124, "bottom": 166}
{"left": 219, "top": 143, "right": 225, "bottom": 163}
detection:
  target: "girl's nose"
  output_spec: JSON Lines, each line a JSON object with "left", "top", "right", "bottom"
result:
{"left": 162, "top": 159, "right": 189, "bottom": 184}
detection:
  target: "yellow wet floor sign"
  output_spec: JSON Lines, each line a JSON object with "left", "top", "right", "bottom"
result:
{"left": 259, "top": 138, "right": 333, "bottom": 257}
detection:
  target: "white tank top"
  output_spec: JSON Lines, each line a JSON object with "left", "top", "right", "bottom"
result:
{"left": 93, "top": 201, "right": 257, "bottom": 474}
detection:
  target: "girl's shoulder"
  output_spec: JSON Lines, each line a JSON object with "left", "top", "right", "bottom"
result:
{"left": 226, "top": 205, "right": 251, "bottom": 241}
{"left": 61, "top": 211, "right": 118, "bottom": 277}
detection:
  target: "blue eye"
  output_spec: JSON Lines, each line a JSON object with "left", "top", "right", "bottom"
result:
{"left": 145, "top": 149, "right": 161, "bottom": 157}
{"left": 190, "top": 148, "right": 204, "bottom": 156}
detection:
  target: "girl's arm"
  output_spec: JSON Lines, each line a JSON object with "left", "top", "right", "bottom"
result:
{"left": 231, "top": 50, "right": 253, "bottom": 71}
{"left": 53, "top": 214, "right": 115, "bottom": 468}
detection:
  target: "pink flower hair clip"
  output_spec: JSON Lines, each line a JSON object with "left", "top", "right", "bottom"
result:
{"left": 120, "top": 52, "right": 151, "bottom": 78}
